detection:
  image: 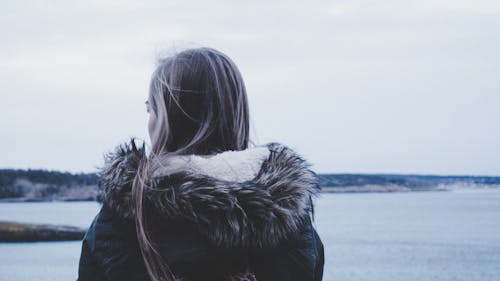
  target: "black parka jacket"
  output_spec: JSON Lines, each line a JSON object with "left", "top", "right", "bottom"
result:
{"left": 77, "top": 140, "right": 325, "bottom": 281}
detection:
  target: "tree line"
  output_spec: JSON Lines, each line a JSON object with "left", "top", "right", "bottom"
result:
{"left": 0, "top": 169, "right": 98, "bottom": 200}
{"left": 1, "top": 169, "right": 499, "bottom": 200}
{"left": 318, "top": 173, "right": 500, "bottom": 189}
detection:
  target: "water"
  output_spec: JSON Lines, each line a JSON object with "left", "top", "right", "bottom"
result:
{"left": 0, "top": 201, "right": 100, "bottom": 281}
{"left": 313, "top": 190, "right": 500, "bottom": 281}
{"left": 0, "top": 201, "right": 100, "bottom": 228}
{"left": 1, "top": 190, "right": 499, "bottom": 281}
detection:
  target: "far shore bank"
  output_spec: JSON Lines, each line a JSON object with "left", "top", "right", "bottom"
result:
{"left": 0, "top": 197, "right": 97, "bottom": 203}
{"left": 2, "top": 169, "right": 500, "bottom": 202}
{"left": 1, "top": 185, "right": 499, "bottom": 203}
{"left": 321, "top": 184, "right": 500, "bottom": 193}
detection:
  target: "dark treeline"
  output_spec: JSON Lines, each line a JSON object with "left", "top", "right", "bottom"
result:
{"left": 0, "top": 169, "right": 98, "bottom": 201}
{"left": 1, "top": 169, "right": 500, "bottom": 200}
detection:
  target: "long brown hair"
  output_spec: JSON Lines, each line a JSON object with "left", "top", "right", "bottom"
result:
{"left": 133, "top": 47, "right": 251, "bottom": 281}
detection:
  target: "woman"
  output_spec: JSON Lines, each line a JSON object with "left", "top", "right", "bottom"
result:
{"left": 77, "top": 47, "right": 324, "bottom": 281}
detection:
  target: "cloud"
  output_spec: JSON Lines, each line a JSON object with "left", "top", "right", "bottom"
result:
{"left": 1, "top": 0, "right": 499, "bottom": 174}
{"left": 325, "top": 0, "right": 500, "bottom": 16}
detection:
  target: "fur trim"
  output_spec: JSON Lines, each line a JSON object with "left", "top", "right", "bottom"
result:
{"left": 96, "top": 139, "right": 145, "bottom": 220}
{"left": 150, "top": 146, "right": 271, "bottom": 182}
{"left": 97, "top": 138, "right": 321, "bottom": 248}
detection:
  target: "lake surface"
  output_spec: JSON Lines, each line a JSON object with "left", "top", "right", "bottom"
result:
{"left": 1, "top": 190, "right": 499, "bottom": 281}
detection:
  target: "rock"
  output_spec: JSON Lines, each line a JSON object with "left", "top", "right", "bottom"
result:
{"left": 0, "top": 221, "right": 87, "bottom": 242}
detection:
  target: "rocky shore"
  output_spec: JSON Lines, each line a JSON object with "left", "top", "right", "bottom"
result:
{"left": 0, "top": 221, "right": 87, "bottom": 242}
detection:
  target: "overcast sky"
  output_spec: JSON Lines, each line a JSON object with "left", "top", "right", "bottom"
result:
{"left": 1, "top": 0, "right": 499, "bottom": 175}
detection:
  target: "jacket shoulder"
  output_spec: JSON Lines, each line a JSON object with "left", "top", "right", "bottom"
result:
{"left": 80, "top": 203, "right": 149, "bottom": 280}
{"left": 83, "top": 203, "right": 130, "bottom": 250}
{"left": 247, "top": 215, "right": 325, "bottom": 281}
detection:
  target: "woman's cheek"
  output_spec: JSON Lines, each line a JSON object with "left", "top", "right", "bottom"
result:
{"left": 148, "top": 113, "right": 157, "bottom": 141}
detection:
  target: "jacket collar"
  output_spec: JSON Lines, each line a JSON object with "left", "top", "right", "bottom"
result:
{"left": 97, "top": 139, "right": 321, "bottom": 248}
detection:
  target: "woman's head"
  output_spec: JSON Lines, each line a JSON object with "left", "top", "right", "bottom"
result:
{"left": 135, "top": 47, "right": 251, "bottom": 281}
{"left": 146, "top": 47, "right": 250, "bottom": 156}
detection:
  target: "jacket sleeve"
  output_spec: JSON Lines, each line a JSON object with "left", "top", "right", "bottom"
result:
{"left": 77, "top": 235, "right": 107, "bottom": 281}
{"left": 249, "top": 215, "right": 325, "bottom": 281}
{"left": 312, "top": 225, "right": 325, "bottom": 281}
{"left": 77, "top": 209, "right": 106, "bottom": 281}
{"left": 77, "top": 203, "right": 150, "bottom": 281}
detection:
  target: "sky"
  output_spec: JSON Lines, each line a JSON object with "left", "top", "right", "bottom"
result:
{"left": 1, "top": 0, "right": 499, "bottom": 175}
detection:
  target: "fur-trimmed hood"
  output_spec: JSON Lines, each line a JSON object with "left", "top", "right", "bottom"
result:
{"left": 96, "top": 139, "right": 321, "bottom": 249}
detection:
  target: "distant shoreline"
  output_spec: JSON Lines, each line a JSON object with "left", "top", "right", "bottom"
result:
{"left": 1, "top": 185, "right": 499, "bottom": 203}
{"left": 0, "top": 197, "right": 97, "bottom": 203}
{"left": 321, "top": 184, "right": 500, "bottom": 193}
{"left": 1, "top": 169, "right": 500, "bottom": 202}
